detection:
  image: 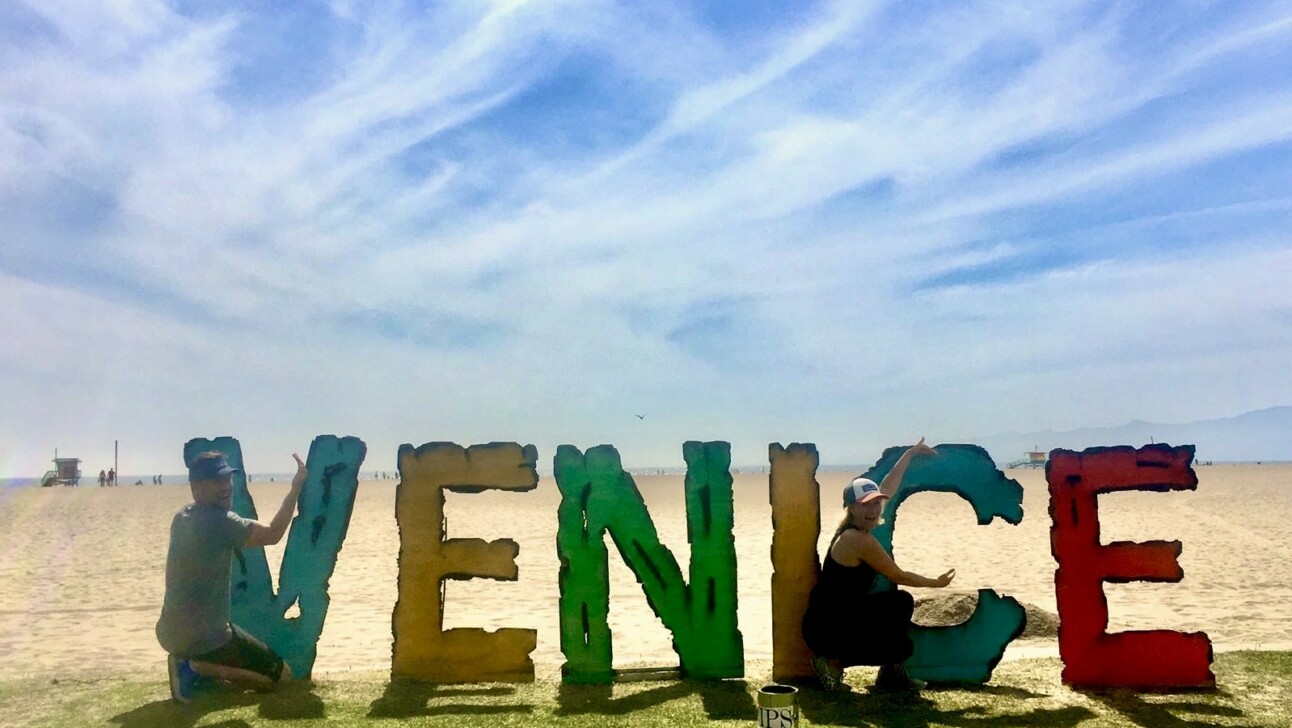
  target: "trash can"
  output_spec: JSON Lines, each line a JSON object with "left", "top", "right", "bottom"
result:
{"left": 757, "top": 684, "right": 798, "bottom": 727}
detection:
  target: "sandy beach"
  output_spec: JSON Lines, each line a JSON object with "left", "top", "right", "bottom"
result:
{"left": 1, "top": 462, "right": 1289, "bottom": 679}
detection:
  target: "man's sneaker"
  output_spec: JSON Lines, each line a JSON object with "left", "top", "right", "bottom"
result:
{"left": 168, "top": 655, "right": 210, "bottom": 703}
{"left": 810, "top": 656, "right": 851, "bottom": 692}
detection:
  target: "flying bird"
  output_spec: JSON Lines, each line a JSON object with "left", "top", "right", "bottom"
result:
{"left": 635, "top": 414, "right": 645, "bottom": 420}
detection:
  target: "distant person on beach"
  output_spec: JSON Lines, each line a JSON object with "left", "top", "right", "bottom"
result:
{"left": 107, "top": 468, "right": 115, "bottom": 487}
{"left": 99, "top": 470, "right": 106, "bottom": 488}
{"left": 155, "top": 451, "right": 307, "bottom": 702}
{"left": 801, "top": 438, "right": 955, "bottom": 692}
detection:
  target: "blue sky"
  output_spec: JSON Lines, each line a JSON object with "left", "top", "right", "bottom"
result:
{"left": 3, "top": 0, "right": 1291, "bottom": 477}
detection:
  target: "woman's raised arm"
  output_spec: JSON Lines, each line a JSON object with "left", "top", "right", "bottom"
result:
{"left": 878, "top": 437, "right": 938, "bottom": 498}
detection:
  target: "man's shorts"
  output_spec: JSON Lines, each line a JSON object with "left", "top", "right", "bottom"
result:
{"left": 190, "top": 623, "right": 285, "bottom": 682}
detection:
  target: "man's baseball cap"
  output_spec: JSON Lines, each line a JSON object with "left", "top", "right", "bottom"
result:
{"left": 189, "top": 453, "right": 239, "bottom": 482}
{"left": 843, "top": 477, "right": 886, "bottom": 506}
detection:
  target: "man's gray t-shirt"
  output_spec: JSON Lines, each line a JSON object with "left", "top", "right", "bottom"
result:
{"left": 155, "top": 502, "right": 252, "bottom": 656}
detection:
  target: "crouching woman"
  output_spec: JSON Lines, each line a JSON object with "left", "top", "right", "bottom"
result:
{"left": 801, "top": 438, "right": 955, "bottom": 691}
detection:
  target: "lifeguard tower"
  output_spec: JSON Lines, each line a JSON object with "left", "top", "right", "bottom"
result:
{"left": 40, "top": 456, "right": 82, "bottom": 487}
{"left": 1006, "top": 450, "right": 1048, "bottom": 469}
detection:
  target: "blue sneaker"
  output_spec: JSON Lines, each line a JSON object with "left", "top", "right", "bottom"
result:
{"left": 168, "top": 655, "right": 210, "bottom": 703}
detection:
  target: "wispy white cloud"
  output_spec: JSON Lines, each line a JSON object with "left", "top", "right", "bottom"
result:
{"left": 3, "top": 0, "right": 1291, "bottom": 475}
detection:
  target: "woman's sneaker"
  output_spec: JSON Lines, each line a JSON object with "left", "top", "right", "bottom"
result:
{"left": 810, "top": 656, "right": 850, "bottom": 692}
{"left": 168, "top": 655, "right": 211, "bottom": 703}
{"left": 873, "top": 663, "right": 925, "bottom": 692}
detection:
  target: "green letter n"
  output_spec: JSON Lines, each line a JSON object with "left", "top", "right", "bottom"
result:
{"left": 554, "top": 442, "right": 743, "bottom": 684}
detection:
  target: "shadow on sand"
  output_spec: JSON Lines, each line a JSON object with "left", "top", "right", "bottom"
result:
{"left": 109, "top": 681, "right": 324, "bottom": 728}
{"left": 1083, "top": 687, "right": 1244, "bottom": 728}
{"left": 795, "top": 681, "right": 1097, "bottom": 728}
{"left": 556, "top": 677, "right": 756, "bottom": 720}
{"left": 367, "top": 679, "right": 533, "bottom": 718}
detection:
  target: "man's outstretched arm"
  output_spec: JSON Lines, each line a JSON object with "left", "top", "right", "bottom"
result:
{"left": 244, "top": 454, "right": 307, "bottom": 548}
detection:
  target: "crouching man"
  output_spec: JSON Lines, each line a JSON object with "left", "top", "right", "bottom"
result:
{"left": 155, "top": 451, "right": 306, "bottom": 702}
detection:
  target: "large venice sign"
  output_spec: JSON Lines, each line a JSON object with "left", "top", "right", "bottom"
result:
{"left": 186, "top": 437, "right": 1213, "bottom": 690}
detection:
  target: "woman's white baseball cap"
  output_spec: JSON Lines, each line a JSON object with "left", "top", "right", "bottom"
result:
{"left": 842, "top": 477, "right": 887, "bottom": 506}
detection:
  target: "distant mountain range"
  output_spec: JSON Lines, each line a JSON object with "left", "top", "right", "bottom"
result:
{"left": 972, "top": 406, "right": 1292, "bottom": 464}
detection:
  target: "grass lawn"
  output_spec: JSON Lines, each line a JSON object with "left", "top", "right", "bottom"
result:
{"left": 2, "top": 652, "right": 1288, "bottom": 727}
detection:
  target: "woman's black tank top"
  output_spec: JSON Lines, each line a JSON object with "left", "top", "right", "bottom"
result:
{"left": 815, "top": 527, "right": 878, "bottom": 605}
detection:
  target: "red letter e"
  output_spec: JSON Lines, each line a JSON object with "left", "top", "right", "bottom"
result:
{"left": 1048, "top": 444, "right": 1214, "bottom": 688}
